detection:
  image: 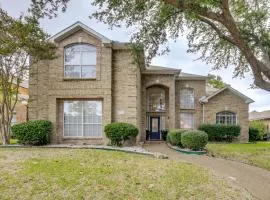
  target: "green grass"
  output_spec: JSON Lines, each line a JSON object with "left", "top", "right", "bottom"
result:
{"left": 0, "top": 139, "right": 18, "bottom": 145}
{"left": 0, "top": 148, "right": 252, "bottom": 200}
{"left": 207, "top": 142, "right": 270, "bottom": 170}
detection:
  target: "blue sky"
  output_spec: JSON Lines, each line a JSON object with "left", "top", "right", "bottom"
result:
{"left": 1, "top": 0, "right": 269, "bottom": 111}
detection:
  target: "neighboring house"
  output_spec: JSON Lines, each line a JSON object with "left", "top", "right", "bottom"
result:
{"left": 11, "top": 80, "right": 29, "bottom": 125}
{"left": 28, "top": 22, "right": 254, "bottom": 144}
{"left": 249, "top": 110, "right": 270, "bottom": 133}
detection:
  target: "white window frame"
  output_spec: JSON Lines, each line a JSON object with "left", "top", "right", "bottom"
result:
{"left": 180, "top": 112, "right": 195, "bottom": 129}
{"left": 63, "top": 100, "right": 102, "bottom": 138}
{"left": 216, "top": 111, "right": 237, "bottom": 125}
{"left": 64, "top": 44, "right": 96, "bottom": 79}
{"left": 180, "top": 88, "right": 195, "bottom": 109}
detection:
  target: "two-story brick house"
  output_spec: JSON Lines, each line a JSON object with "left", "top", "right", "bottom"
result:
{"left": 29, "top": 22, "right": 254, "bottom": 144}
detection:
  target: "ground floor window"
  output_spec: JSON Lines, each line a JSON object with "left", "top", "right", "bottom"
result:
{"left": 180, "top": 113, "right": 195, "bottom": 129}
{"left": 216, "top": 111, "right": 236, "bottom": 125}
{"left": 63, "top": 100, "right": 102, "bottom": 137}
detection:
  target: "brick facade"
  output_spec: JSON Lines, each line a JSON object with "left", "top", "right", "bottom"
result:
{"left": 203, "top": 89, "right": 249, "bottom": 141}
{"left": 29, "top": 22, "right": 252, "bottom": 144}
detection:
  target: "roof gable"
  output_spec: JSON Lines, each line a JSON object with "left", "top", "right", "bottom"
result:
{"left": 49, "top": 21, "right": 111, "bottom": 43}
{"left": 200, "top": 85, "right": 254, "bottom": 104}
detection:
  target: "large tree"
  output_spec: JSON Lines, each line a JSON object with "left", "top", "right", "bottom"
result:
{"left": 29, "top": 0, "right": 270, "bottom": 92}
{"left": 0, "top": 9, "right": 56, "bottom": 144}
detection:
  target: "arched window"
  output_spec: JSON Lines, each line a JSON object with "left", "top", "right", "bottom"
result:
{"left": 216, "top": 111, "right": 237, "bottom": 125}
{"left": 64, "top": 44, "right": 96, "bottom": 78}
{"left": 147, "top": 87, "right": 166, "bottom": 112}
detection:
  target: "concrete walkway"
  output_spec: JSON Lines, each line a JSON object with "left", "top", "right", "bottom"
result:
{"left": 144, "top": 143, "right": 270, "bottom": 200}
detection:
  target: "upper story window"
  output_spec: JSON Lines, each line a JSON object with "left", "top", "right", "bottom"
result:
{"left": 216, "top": 111, "right": 237, "bottom": 125}
{"left": 147, "top": 87, "right": 166, "bottom": 112}
{"left": 64, "top": 44, "right": 96, "bottom": 78}
{"left": 180, "top": 88, "right": 195, "bottom": 109}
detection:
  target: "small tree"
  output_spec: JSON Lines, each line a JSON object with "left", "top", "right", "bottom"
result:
{"left": 249, "top": 120, "right": 265, "bottom": 140}
{"left": 0, "top": 9, "right": 56, "bottom": 144}
{"left": 207, "top": 74, "right": 226, "bottom": 89}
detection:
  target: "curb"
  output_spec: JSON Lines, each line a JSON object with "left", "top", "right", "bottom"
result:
{"left": 0, "top": 144, "right": 168, "bottom": 159}
{"left": 167, "top": 143, "right": 207, "bottom": 155}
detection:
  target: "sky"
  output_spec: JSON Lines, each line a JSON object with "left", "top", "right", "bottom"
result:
{"left": 1, "top": 0, "right": 269, "bottom": 112}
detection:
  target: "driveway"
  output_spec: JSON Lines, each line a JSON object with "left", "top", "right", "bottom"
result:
{"left": 144, "top": 143, "right": 270, "bottom": 200}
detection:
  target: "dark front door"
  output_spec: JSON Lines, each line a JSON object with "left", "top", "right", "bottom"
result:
{"left": 150, "top": 116, "right": 160, "bottom": 140}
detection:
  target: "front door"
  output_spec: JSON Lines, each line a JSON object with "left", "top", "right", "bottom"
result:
{"left": 150, "top": 116, "right": 160, "bottom": 140}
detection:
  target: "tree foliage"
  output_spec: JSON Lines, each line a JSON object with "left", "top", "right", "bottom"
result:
{"left": 207, "top": 74, "right": 226, "bottom": 89}
{"left": 27, "top": 0, "right": 270, "bottom": 91}
{"left": 0, "top": 9, "right": 56, "bottom": 144}
{"left": 249, "top": 120, "right": 265, "bottom": 140}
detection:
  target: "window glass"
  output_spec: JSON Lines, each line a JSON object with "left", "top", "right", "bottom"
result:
{"left": 147, "top": 87, "right": 166, "bottom": 112}
{"left": 180, "top": 113, "right": 195, "bottom": 129}
{"left": 180, "top": 89, "right": 195, "bottom": 109}
{"left": 64, "top": 44, "right": 96, "bottom": 78}
{"left": 64, "top": 101, "right": 102, "bottom": 137}
{"left": 216, "top": 111, "right": 237, "bottom": 125}
{"left": 81, "top": 66, "right": 96, "bottom": 78}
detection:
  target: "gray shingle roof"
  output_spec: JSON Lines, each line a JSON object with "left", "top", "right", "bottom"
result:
{"left": 249, "top": 110, "right": 270, "bottom": 120}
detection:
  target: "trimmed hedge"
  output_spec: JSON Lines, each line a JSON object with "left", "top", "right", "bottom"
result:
{"left": 181, "top": 130, "right": 208, "bottom": 151}
{"left": 199, "top": 124, "right": 241, "bottom": 141}
{"left": 167, "top": 129, "right": 187, "bottom": 146}
{"left": 11, "top": 120, "right": 52, "bottom": 145}
{"left": 104, "top": 122, "right": 138, "bottom": 146}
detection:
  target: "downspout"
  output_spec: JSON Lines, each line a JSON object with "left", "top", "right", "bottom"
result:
{"left": 202, "top": 103, "right": 205, "bottom": 124}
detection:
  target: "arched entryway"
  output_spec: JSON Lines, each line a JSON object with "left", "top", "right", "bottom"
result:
{"left": 146, "top": 85, "right": 169, "bottom": 140}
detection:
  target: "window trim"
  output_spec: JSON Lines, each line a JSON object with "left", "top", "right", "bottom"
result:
{"left": 180, "top": 88, "right": 195, "bottom": 109}
{"left": 62, "top": 100, "right": 103, "bottom": 139}
{"left": 216, "top": 111, "right": 237, "bottom": 125}
{"left": 180, "top": 112, "right": 195, "bottom": 129}
{"left": 64, "top": 43, "right": 97, "bottom": 79}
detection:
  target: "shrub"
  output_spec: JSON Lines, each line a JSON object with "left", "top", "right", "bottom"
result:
{"left": 249, "top": 127, "right": 260, "bottom": 142}
{"left": 104, "top": 122, "right": 138, "bottom": 146}
{"left": 181, "top": 130, "right": 208, "bottom": 151}
{"left": 11, "top": 120, "right": 52, "bottom": 145}
{"left": 249, "top": 120, "right": 265, "bottom": 140}
{"left": 199, "top": 124, "right": 241, "bottom": 142}
{"left": 167, "top": 129, "right": 187, "bottom": 146}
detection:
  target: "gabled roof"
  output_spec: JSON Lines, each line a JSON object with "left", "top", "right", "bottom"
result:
{"left": 199, "top": 85, "right": 254, "bottom": 104}
{"left": 49, "top": 21, "right": 111, "bottom": 43}
{"left": 249, "top": 110, "right": 270, "bottom": 120}
{"left": 142, "top": 65, "right": 181, "bottom": 75}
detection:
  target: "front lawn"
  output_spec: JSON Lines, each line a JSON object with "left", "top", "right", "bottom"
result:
{"left": 0, "top": 148, "right": 252, "bottom": 200}
{"left": 207, "top": 142, "right": 270, "bottom": 170}
{"left": 0, "top": 139, "right": 18, "bottom": 145}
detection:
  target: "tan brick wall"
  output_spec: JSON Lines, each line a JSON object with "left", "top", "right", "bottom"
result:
{"left": 112, "top": 50, "right": 142, "bottom": 142}
{"left": 29, "top": 30, "right": 113, "bottom": 144}
{"left": 14, "top": 102, "right": 27, "bottom": 123}
{"left": 203, "top": 89, "right": 249, "bottom": 142}
{"left": 176, "top": 80, "right": 206, "bottom": 129}
{"left": 141, "top": 74, "right": 176, "bottom": 141}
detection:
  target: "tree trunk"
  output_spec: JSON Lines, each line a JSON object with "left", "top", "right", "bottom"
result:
{"left": 1, "top": 125, "right": 10, "bottom": 145}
